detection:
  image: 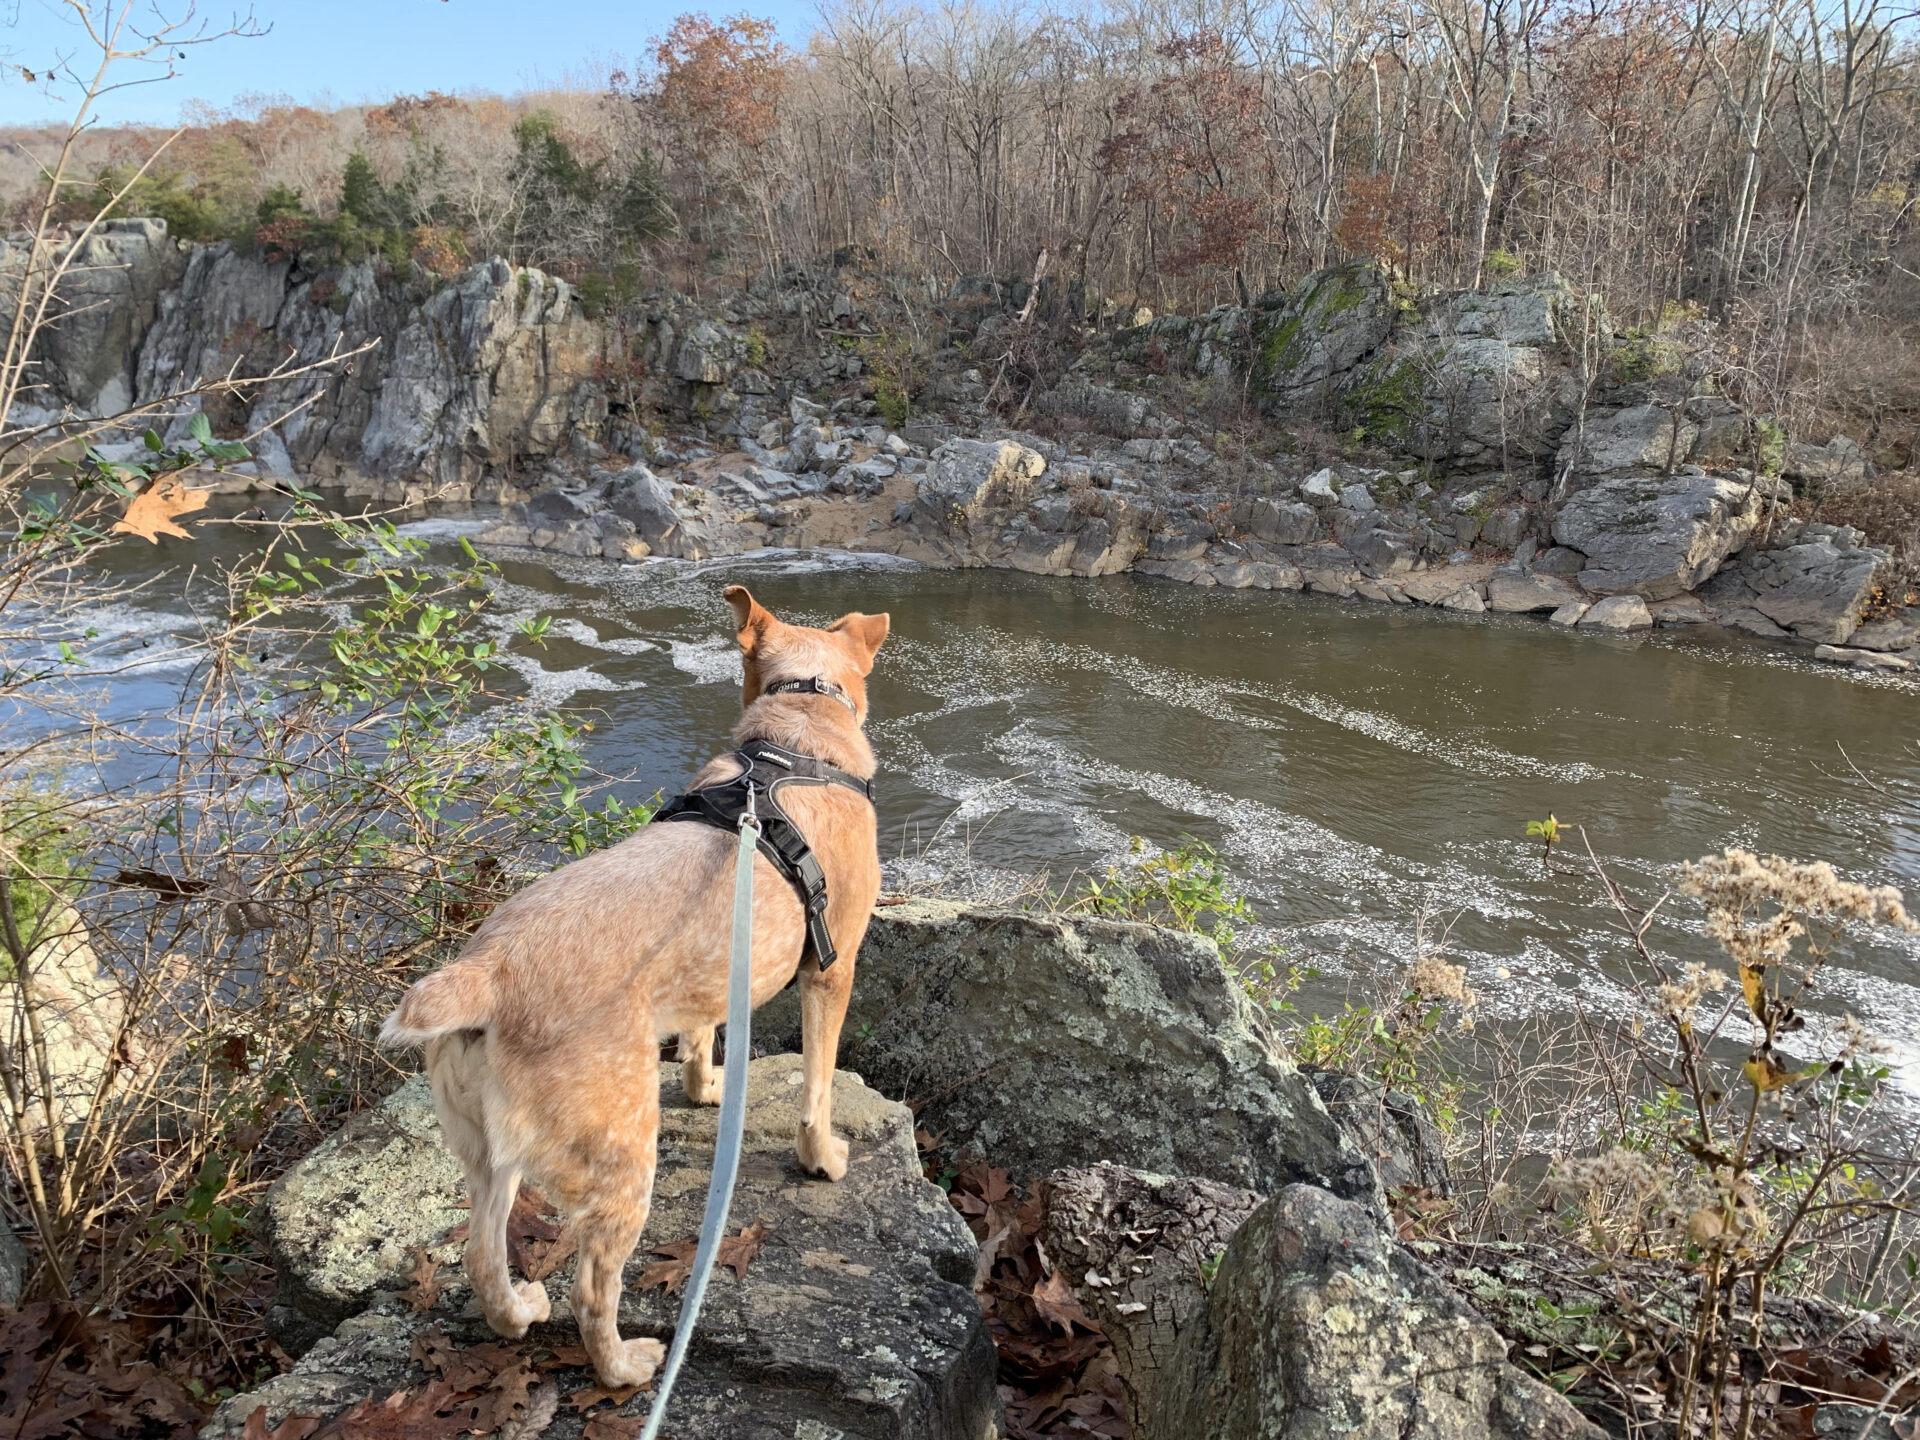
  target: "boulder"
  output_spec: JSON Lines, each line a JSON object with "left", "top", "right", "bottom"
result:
{"left": 1551, "top": 474, "right": 1771, "bottom": 599}
{"left": 1042, "top": 1164, "right": 1264, "bottom": 1435}
{"left": 1254, "top": 264, "right": 1397, "bottom": 405}
{"left": 1813, "top": 645, "right": 1914, "bottom": 672}
{"left": 920, "top": 438, "right": 1047, "bottom": 519}
{"left": 1576, "top": 595, "right": 1652, "bottom": 631}
{"left": 0, "top": 907, "right": 124, "bottom": 1129}
{"left": 1548, "top": 601, "right": 1590, "bottom": 627}
{"left": 1250, "top": 499, "right": 1320, "bottom": 546}
{"left": 1555, "top": 404, "right": 1697, "bottom": 479}
{"left": 1346, "top": 528, "right": 1418, "bottom": 576}
{"left": 1155, "top": 1185, "right": 1604, "bottom": 1440}
{"left": 1737, "top": 540, "right": 1885, "bottom": 644}
{"left": 1486, "top": 570, "right": 1580, "bottom": 614}
{"left": 673, "top": 320, "right": 735, "bottom": 384}
{"left": 223, "top": 1056, "right": 996, "bottom": 1440}
{"left": 761, "top": 900, "right": 1376, "bottom": 1202}
{"left": 1782, "top": 436, "right": 1869, "bottom": 489}
{"left": 1304, "top": 1071, "right": 1450, "bottom": 1197}
{"left": 1850, "top": 609, "right": 1920, "bottom": 652}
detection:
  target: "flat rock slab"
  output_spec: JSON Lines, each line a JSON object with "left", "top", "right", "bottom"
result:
{"left": 214, "top": 1055, "right": 995, "bottom": 1440}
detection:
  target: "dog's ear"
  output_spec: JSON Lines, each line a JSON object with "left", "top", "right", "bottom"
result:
{"left": 829, "top": 611, "right": 890, "bottom": 672}
{"left": 724, "top": 585, "right": 777, "bottom": 651}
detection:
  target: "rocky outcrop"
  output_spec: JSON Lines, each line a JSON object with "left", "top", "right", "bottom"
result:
{"left": 761, "top": 900, "right": 1377, "bottom": 1202}
{"left": 1, "top": 218, "right": 186, "bottom": 419}
{"left": 1550, "top": 473, "right": 1775, "bottom": 599}
{"left": 222, "top": 1056, "right": 997, "bottom": 1440}
{"left": 1156, "top": 1184, "right": 1604, "bottom": 1440}
{"left": 1697, "top": 522, "right": 1890, "bottom": 644}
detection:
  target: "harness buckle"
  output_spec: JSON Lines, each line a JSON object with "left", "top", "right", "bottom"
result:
{"left": 740, "top": 780, "right": 760, "bottom": 833}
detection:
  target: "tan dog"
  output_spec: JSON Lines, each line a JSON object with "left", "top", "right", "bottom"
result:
{"left": 380, "top": 586, "right": 887, "bottom": 1388}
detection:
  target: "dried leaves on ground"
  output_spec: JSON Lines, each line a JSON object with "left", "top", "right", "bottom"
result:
{"left": 937, "top": 1151, "right": 1129, "bottom": 1438}
{"left": 0, "top": 1301, "right": 203, "bottom": 1440}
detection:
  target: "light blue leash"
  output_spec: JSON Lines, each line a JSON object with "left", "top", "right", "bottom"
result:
{"left": 638, "top": 792, "right": 760, "bottom": 1440}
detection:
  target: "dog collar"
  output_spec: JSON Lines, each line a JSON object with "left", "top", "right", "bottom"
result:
{"left": 763, "top": 676, "right": 858, "bottom": 717}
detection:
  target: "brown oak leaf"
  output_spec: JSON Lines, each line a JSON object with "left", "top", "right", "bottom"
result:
{"left": 634, "top": 1224, "right": 768, "bottom": 1296}
{"left": 401, "top": 1249, "right": 442, "bottom": 1313}
{"left": 569, "top": 1382, "right": 644, "bottom": 1411}
{"left": 112, "top": 474, "right": 211, "bottom": 543}
{"left": 1030, "top": 1271, "right": 1098, "bottom": 1338}
{"left": 582, "top": 1413, "right": 646, "bottom": 1440}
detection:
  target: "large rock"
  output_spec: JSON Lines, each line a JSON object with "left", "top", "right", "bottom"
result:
{"left": 1486, "top": 570, "right": 1580, "bottom": 614}
{"left": 1253, "top": 263, "right": 1398, "bottom": 405}
{"left": 762, "top": 900, "right": 1376, "bottom": 1202}
{"left": 1156, "top": 1185, "right": 1604, "bottom": 1440}
{"left": 1701, "top": 537, "right": 1888, "bottom": 644}
{"left": 126, "top": 248, "right": 614, "bottom": 495}
{"left": 1551, "top": 473, "right": 1770, "bottom": 599}
{"left": 1, "top": 218, "right": 184, "bottom": 416}
{"left": 919, "top": 437, "right": 1047, "bottom": 518}
{"left": 227, "top": 1056, "right": 996, "bottom": 1440}
{"left": 0, "top": 907, "right": 125, "bottom": 1130}
{"left": 1555, "top": 404, "right": 1697, "bottom": 480}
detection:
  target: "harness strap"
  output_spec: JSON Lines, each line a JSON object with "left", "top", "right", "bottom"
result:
{"left": 653, "top": 738, "right": 874, "bottom": 971}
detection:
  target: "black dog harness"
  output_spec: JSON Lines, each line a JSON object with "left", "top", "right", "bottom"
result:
{"left": 653, "top": 730, "right": 874, "bottom": 970}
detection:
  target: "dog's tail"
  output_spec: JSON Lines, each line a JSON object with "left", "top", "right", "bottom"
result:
{"left": 379, "top": 960, "right": 495, "bottom": 1049}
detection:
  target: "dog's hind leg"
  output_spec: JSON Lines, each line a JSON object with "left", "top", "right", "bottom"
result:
{"left": 566, "top": 1070, "right": 664, "bottom": 1387}
{"left": 678, "top": 1025, "right": 723, "bottom": 1105}
{"left": 426, "top": 1037, "right": 549, "bottom": 1338}
{"left": 795, "top": 958, "right": 855, "bottom": 1180}
{"left": 465, "top": 1162, "right": 551, "bottom": 1337}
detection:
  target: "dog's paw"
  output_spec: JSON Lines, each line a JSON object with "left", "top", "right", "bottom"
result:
{"left": 796, "top": 1123, "right": 849, "bottom": 1181}
{"left": 487, "top": 1281, "right": 550, "bottom": 1338}
{"left": 595, "top": 1336, "right": 667, "bottom": 1388}
{"left": 681, "top": 1059, "right": 723, "bottom": 1106}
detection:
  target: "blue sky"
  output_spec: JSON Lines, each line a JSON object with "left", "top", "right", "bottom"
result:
{"left": 2, "top": 0, "right": 819, "bottom": 125}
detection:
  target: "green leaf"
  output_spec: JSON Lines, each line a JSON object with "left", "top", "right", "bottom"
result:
{"left": 189, "top": 411, "right": 213, "bottom": 444}
{"left": 144, "top": 428, "right": 164, "bottom": 451}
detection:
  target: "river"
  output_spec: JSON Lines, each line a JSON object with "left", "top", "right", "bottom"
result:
{"left": 39, "top": 513, "right": 1920, "bottom": 1091}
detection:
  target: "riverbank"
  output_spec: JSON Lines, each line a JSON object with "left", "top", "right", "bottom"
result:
{"left": 14, "top": 224, "right": 1915, "bottom": 675}
{"left": 461, "top": 427, "right": 1918, "bottom": 673}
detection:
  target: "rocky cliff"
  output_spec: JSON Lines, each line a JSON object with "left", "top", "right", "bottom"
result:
{"left": 10, "top": 222, "right": 1912, "bottom": 669}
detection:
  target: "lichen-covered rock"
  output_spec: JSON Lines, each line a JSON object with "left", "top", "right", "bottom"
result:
{"left": 1156, "top": 1185, "right": 1604, "bottom": 1440}
{"left": 1551, "top": 474, "right": 1771, "bottom": 599}
{"left": 919, "top": 437, "right": 1048, "bottom": 517}
{"left": 761, "top": 900, "right": 1375, "bottom": 1202}
{"left": 1252, "top": 263, "right": 1398, "bottom": 405}
{"left": 231, "top": 1056, "right": 995, "bottom": 1439}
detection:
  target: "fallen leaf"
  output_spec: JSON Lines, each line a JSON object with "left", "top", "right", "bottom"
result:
{"left": 721, "top": 1221, "right": 768, "bottom": 1281}
{"left": 634, "top": 1225, "right": 768, "bottom": 1295}
{"left": 112, "top": 474, "right": 211, "bottom": 543}
{"left": 401, "top": 1249, "right": 443, "bottom": 1313}
{"left": 243, "top": 1413, "right": 322, "bottom": 1440}
{"left": 569, "top": 1382, "right": 644, "bottom": 1411}
{"left": 582, "top": 1413, "right": 646, "bottom": 1440}
{"left": 497, "top": 1380, "right": 560, "bottom": 1440}
{"left": 408, "top": 1325, "right": 454, "bottom": 1375}
{"left": 241, "top": 1408, "right": 322, "bottom": 1440}
{"left": 1030, "top": 1271, "right": 1098, "bottom": 1338}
